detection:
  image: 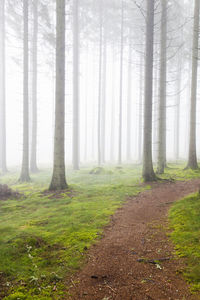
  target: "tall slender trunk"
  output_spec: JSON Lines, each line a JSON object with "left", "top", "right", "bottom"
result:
{"left": 118, "top": 1, "right": 124, "bottom": 165}
{"left": 19, "top": 0, "right": 30, "bottom": 182}
{"left": 138, "top": 53, "right": 143, "bottom": 163}
{"left": 127, "top": 36, "right": 132, "bottom": 162}
{"left": 0, "top": 0, "right": 7, "bottom": 173}
{"left": 142, "top": 0, "right": 156, "bottom": 182}
{"left": 101, "top": 33, "right": 107, "bottom": 164}
{"left": 174, "top": 56, "right": 182, "bottom": 161}
{"left": 153, "top": 54, "right": 159, "bottom": 163}
{"left": 30, "top": 0, "right": 38, "bottom": 173}
{"left": 157, "top": 0, "right": 167, "bottom": 174}
{"left": 72, "top": 0, "right": 80, "bottom": 170}
{"left": 49, "top": 0, "right": 67, "bottom": 190}
{"left": 98, "top": 2, "right": 103, "bottom": 166}
{"left": 187, "top": 0, "right": 199, "bottom": 170}
{"left": 110, "top": 45, "right": 116, "bottom": 162}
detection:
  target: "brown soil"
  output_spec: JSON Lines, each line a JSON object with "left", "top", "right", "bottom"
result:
{"left": 0, "top": 184, "right": 21, "bottom": 201}
{"left": 67, "top": 179, "right": 200, "bottom": 300}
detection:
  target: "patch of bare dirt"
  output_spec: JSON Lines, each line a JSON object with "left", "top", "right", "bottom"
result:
{"left": 66, "top": 179, "right": 200, "bottom": 300}
{"left": 0, "top": 184, "right": 22, "bottom": 201}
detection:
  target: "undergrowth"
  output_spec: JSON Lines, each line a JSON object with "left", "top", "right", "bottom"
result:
{"left": 169, "top": 192, "right": 200, "bottom": 293}
{"left": 0, "top": 163, "right": 200, "bottom": 299}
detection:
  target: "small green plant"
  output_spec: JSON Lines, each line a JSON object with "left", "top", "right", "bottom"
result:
{"left": 169, "top": 192, "right": 200, "bottom": 292}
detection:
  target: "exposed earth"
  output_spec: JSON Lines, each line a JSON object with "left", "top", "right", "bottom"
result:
{"left": 67, "top": 179, "right": 200, "bottom": 300}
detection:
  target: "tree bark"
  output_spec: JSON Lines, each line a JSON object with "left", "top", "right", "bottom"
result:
{"left": 138, "top": 52, "right": 143, "bottom": 163}
{"left": 30, "top": 0, "right": 39, "bottom": 173}
{"left": 19, "top": 0, "right": 30, "bottom": 182}
{"left": 98, "top": 2, "right": 103, "bottom": 166}
{"left": 49, "top": 0, "right": 67, "bottom": 190}
{"left": 72, "top": 0, "right": 80, "bottom": 170}
{"left": 118, "top": 1, "right": 124, "bottom": 165}
{"left": 142, "top": 0, "right": 156, "bottom": 182}
{"left": 127, "top": 36, "right": 132, "bottom": 162}
{"left": 157, "top": 0, "right": 167, "bottom": 174}
{"left": 101, "top": 33, "right": 107, "bottom": 164}
{"left": 186, "top": 0, "right": 199, "bottom": 170}
{"left": 0, "top": 0, "right": 7, "bottom": 174}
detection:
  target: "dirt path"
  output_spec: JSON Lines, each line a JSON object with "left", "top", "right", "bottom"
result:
{"left": 67, "top": 179, "right": 200, "bottom": 300}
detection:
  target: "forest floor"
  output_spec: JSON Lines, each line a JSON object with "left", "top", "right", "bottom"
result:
{"left": 67, "top": 179, "right": 200, "bottom": 300}
{"left": 1, "top": 164, "right": 200, "bottom": 299}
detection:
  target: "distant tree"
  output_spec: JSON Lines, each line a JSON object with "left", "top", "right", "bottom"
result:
{"left": 30, "top": 0, "right": 39, "bottom": 173}
{"left": 118, "top": 0, "right": 124, "bottom": 165}
{"left": 72, "top": 0, "right": 80, "bottom": 170}
{"left": 142, "top": 0, "right": 156, "bottom": 182}
{"left": 49, "top": 0, "right": 68, "bottom": 190}
{"left": 157, "top": 0, "right": 167, "bottom": 174}
{"left": 186, "top": 0, "right": 199, "bottom": 169}
{"left": 0, "top": 0, "right": 7, "bottom": 174}
{"left": 19, "top": 0, "right": 31, "bottom": 182}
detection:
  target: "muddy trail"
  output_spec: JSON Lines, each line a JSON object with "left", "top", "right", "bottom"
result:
{"left": 67, "top": 179, "right": 200, "bottom": 300}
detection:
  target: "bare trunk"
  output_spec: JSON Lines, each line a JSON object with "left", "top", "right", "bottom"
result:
{"left": 127, "top": 37, "right": 132, "bottom": 162}
{"left": 30, "top": 0, "right": 38, "bottom": 173}
{"left": 138, "top": 53, "right": 143, "bottom": 163}
{"left": 142, "top": 0, "right": 156, "bottom": 182}
{"left": 49, "top": 0, "right": 67, "bottom": 190}
{"left": 157, "top": 0, "right": 167, "bottom": 174}
{"left": 98, "top": 3, "right": 103, "bottom": 166}
{"left": 0, "top": 0, "right": 7, "bottom": 173}
{"left": 118, "top": 1, "right": 124, "bottom": 165}
{"left": 19, "top": 0, "right": 30, "bottom": 182}
{"left": 101, "top": 33, "right": 107, "bottom": 164}
{"left": 110, "top": 45, "right": 116, "bottom": 162}
{"left": 174, "top": 56, "right": 182, "bottom": 161}
{"left": 187, "top": 0, "right": 199, "bottom": 170}
{"left": 72, "top": 0, "right": 80, "bottom": 170}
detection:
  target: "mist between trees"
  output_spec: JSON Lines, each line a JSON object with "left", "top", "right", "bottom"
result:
{"left": 0, "top": 0, "right": 199, "bottom": 188}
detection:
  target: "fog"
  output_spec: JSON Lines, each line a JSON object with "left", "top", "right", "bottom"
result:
{"left": 0, "top": 0, "right": 197, "bottom": 172}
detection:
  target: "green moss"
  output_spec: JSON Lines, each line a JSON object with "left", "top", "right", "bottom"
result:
{"left": 0, "top": 163, "right": 200, "bottom": 299}
{"left": 169, "top": 192, "right": 200, "bottom": 292}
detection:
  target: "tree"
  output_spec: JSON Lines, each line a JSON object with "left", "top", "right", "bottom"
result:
{"left": 186, "top": 0, "right": 199, "bottom": 170}
{"left": 118, "top": 0, "right": 124, "bottom": 165}
{"left": 19, "top": 0, "right": 30, "bottom": 182}
{"left": 72, "top": 0, "right": 80, "bottom": 170}
{"left": 0, "top": 0, "right": 7, "bottom": 174}
{"left": 30, "top": 0, "right": 39, "bottom": 173}
{"left": 142, "top": 0, "right": 156, "bottom": 182}
{"left": 49, "top": 0, "right": 68, "bottom": 190}
{"left": 157, "top": 0, "right": 167, "bottom": 174}
{"left": 97, "top": 0, "right": 103, "bottom": 166}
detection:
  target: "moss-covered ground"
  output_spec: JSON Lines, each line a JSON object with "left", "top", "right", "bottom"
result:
{"left": 1, "top": 163, "right": 200, "bottom": 299}
{"left": 169, "top": 192, "right": 200, "bottom": 293}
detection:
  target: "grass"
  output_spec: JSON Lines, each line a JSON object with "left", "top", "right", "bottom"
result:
{"left": 0, "top": 163, "right": 200, "bottom": 299}
{"left": 169, "top": 192, "right": 200, "bottom": 293}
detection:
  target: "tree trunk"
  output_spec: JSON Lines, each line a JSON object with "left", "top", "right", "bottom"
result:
{"left": 142, "top": 0, "right": 156, "bottom": 182}
{"left": 49, "top": 0, "right": 67, "bottom": 190}
{"left": 0, "top": 0, "right": 7, "bottom": 174}
{"left": 19, "top": 0, "right": 30, "bottom": 182}
{"left": 138, "top": 52, "right": 143, "bottom": 163}
{"left": 30, "top": 0, "right": 39, "bottom": 173}
{"left": 187, "top": 0, "right": 199, "bottom": 170}
{"left": 118, "top": 1, "right": 124, "bottom": 165}
{"left": 174, "top": 56, "right": 182, "bottom": 161}
{"left": 101, "top": 33, "right": 107, "bottom": 164}
{"left": 157, "top": 0, "right": 167, "bottom": 174}
{"left": 72, "top": 0, "right": 80, "bottom": 170}
{"left": 97, "top": 2, "right": 103, "bottom": 166}
{"left": 110, "top": 45, "right": 116, "bottom": 162}
{"left": 127, "top": 36, "right": 132, "bottom": 162}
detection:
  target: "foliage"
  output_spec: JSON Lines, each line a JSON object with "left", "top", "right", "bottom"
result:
{"left": 169, "top": 192, "right": 200, "bottom": 292}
